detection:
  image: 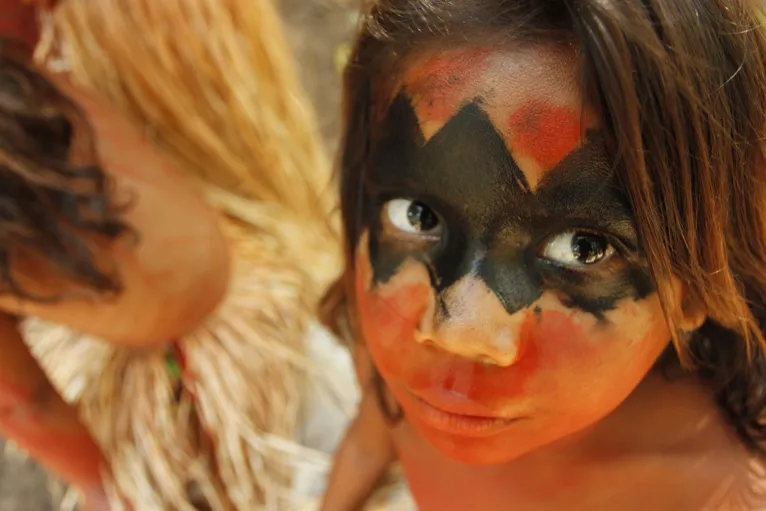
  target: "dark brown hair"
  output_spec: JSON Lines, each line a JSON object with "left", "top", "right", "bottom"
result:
{"left": 323, "top": 0, "right": 766, "bottom": 452}
{"left": 0, "top": 38, "right": 131, "bottom": 299}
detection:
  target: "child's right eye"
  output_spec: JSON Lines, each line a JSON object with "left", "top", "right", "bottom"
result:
{"left": 382, "top": 198, "right": 443, "bottom": 236}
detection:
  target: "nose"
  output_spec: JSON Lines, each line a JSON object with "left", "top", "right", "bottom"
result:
{"left": 415, "top": 276, "right": 529, "bottom": 366}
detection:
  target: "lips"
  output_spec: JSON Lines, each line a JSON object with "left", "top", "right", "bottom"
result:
{"left": 405, "top": 389, "right": 521, "bottom": 438}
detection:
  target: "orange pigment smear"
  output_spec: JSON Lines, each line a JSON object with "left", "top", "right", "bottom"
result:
{"left": 406, "top": 48, "right": 491, "bottom": 125}
{"left": 508, "top": 101, "right": 585, "bottom": 171}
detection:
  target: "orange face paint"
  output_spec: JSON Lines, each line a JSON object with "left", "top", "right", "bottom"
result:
{"left": 356, "top": 240, "right": 671, "bottom": 465}
{"left": 405, "top": 48, "right": 490, "bottom": 125}
{"left": 508, "top": 101, "right": 585, "bottom": 171}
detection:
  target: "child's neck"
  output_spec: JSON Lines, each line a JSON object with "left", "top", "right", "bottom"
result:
{"left": 524, "top": 370, "right": 730, "bottom": 468}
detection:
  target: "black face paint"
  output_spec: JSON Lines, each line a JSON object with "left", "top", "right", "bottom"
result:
{"left": 364, "top": 91, "right": 654, "bottom": 320}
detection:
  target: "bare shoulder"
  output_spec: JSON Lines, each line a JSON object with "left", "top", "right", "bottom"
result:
{"left": 704, "top": 454, "right": 766, "bottom": 510}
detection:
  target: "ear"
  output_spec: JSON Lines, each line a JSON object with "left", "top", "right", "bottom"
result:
{"left": 674, "top": 280, "right": 708, "bottom": 332}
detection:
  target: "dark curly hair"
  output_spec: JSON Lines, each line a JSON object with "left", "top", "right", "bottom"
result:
{"left": 0, "top": 38, "right": 131, "bottom": 300}
{"left": 322, "top": 0, "right": 766, "bottom": 454}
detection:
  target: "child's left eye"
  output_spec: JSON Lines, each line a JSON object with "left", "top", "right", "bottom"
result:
{"left": 539, "top": 230, "right": 615, "bottom": 268}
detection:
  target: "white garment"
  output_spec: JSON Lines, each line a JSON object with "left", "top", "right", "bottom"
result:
{"left": 290, "top": 322, "right": 416, "bottom": 510}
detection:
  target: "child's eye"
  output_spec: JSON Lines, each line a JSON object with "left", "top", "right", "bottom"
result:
{"left": 383, "top": 198, "right": 442, "bottom": 235}
{"left": 540, "top": 230, "right": 615, "bottom": 268}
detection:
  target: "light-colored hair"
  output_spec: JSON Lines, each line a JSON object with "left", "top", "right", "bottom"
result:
{"left": 27, "top": 0, "right": 344, "bottom": 508}
{"left": 37, "top": 0, "right": 341, "bottom": 290}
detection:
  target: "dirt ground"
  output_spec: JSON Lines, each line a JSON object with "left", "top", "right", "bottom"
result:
{"left": 0, "top": 1, "right": 358, "bottom": 509}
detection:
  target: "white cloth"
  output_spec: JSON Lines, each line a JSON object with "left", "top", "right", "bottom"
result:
{"left": 290, "top": 322, "right": 416, "bottom": 510}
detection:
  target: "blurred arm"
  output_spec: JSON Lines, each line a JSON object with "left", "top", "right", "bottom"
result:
{"left": 0, "top": 313, "right": 109, "bottom": 509}
{"left": 320, "top": 344, "right": 397, "bottom": 511}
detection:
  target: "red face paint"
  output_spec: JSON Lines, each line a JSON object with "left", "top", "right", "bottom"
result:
{"left": 405, "top": 48, "right": 490, "bottom": 125}
{"left": 356, "top": 246, "right": 672, "bottom": 466}
{"left": 357, "top": 250, "right": 593, "bottom": 459}
{"left": 508, "top": 101, "right": 585, "bottom": 171}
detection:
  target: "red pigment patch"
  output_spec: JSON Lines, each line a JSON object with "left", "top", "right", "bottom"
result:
{"left": 359, "top": 281, "right": 430, "bottom": 362}
{"left": 508, "top": 102, "right": 585, "bottom": 171}
{"left": 406, "top": 48, "right": 490, "bottom": 124}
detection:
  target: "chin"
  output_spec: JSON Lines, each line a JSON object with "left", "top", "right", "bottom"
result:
{"left": 415, "top": 423, "right": 537, "bottom": 466}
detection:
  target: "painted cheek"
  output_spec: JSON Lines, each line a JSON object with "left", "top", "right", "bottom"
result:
{"left": 405, "top": 49, "right": 490, "bottom": 126}
{"left": 507, "top": 102, "right": 586, "bottom": 171}
{"left": 528, "top": 306, "right": 667, "bottom": 418}
{"left": 414, "top": 310, "right": 591, "bottom": 406}
{"left": 356, "top": 277, "right": 431, "bottom": 379}
{"left": 529, "top": 309, "right": 603, "bottom": 370}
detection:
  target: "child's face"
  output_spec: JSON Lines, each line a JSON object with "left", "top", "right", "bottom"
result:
{"left": 354, "top": 44, "right": 677, "bottom": 465}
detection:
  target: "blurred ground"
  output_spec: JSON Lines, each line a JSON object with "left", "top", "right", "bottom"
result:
{"left": 0, "top": 0, "right": 358, "bottom": 509}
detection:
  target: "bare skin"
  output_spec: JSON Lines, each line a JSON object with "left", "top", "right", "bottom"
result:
{"left": 321, "top": 346, "right": 396, "bottom": 511}
{"left": 336, "top": 43, "right": 766, "bottom": 510}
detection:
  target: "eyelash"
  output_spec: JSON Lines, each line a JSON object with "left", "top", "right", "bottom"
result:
{"left": 371, "top": 196, "right": 647, "bottom": 289}
{"left": 532, "top": 224, "right": 629, "bottom": 258}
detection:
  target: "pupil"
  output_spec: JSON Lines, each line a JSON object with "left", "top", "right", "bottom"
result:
{"left": 572, "top": 233, "right": 607, "bottom": 264}
{"left": 407, "top": 201, "right": 438, "bottom": 231}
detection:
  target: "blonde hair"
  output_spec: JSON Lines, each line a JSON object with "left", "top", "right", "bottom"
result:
{"left": 27, "top": 0, "right": 345, "bottom": 508}
{"left": 37, "top": 0, "right": 340, "bottom": 291}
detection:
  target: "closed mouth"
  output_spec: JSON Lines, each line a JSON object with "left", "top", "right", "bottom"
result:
{"left": 409, "top": 392, "right": 521, "bottom": 437}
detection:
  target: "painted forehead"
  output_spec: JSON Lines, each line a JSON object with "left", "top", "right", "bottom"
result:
{"left": 385, "top": 44, "right": 598, "bottom": 188}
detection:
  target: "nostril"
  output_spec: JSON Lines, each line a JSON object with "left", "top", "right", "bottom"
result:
{"left": 414, "top": 330, "right": 438, "bottom": 348}
{"left": 476, "top": 354, "right": 497, "bottom": 366}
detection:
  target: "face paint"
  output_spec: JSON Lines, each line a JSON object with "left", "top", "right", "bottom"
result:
{"left": 508, "top": 101, "right": 591, "bottom": 170}
{"left": 355, "top": 45, "right": 672, "bottom": 466}
{"left": 355, "top": 244, "right": 671, "bottom": 465}
{"left": 366, "top": 91, "right": 653, "bottom": 320}
{"left": 404, "top": 48, "right": 491, "bottom": 126}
